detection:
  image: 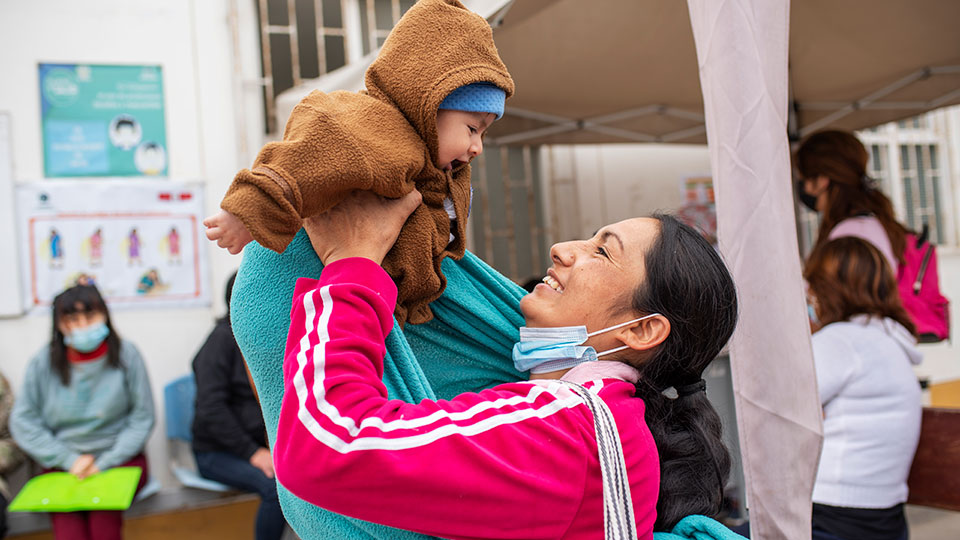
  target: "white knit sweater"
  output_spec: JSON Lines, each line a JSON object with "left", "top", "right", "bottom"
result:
{"left": 811, "top": 315, "right": 923, "bottom": 508}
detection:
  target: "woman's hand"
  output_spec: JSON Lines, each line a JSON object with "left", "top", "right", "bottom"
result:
{"left": 303, "top": 190, "right": 422, "bottom": 266}
{"left": 69, "top": 454, "right": 98, "bottom": 480}
{"left": 249, "top": 447, "right": 275, "bottom": 479}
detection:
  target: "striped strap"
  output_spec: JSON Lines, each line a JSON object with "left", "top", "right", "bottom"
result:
{"left": 558, "top": 380, "right": 638, "bottom": 540}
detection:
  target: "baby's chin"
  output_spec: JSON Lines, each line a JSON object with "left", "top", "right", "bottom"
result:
{"left": 439, "top": 159, "right": 466, "bottom": 172}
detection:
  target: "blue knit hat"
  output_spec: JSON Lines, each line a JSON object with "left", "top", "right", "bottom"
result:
{"left": 438, "top": 83, "right": 506, "bottom": 120}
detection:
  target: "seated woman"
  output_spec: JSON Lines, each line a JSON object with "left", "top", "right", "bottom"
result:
{"left": 10, "top": 284, "right": 155, "bottom": 540}
{"left": 271, "top": 190, "right": 739, "bottom": 539}
{"left": 804, "top": 237, "right": 922, "bottom": 540}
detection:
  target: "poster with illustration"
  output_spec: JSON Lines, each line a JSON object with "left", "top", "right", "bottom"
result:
{"left": 676, "top": 176, "right": 717, "bottom": 245}
{"left": 16, "top": 180, "right": 208, "bottom": 312}
{"left": 39, "top": 63, "right": 167, "bottom": 177}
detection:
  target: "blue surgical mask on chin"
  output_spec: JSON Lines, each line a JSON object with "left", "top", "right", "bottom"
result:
{"left": 64, "top": 322, "right": 110, "bottom": 353}
{"left": 512, "top": 313, "right": 662, "bottom": 374}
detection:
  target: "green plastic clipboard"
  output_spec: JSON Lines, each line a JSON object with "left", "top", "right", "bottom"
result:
{"left": 9, "top": 467, "right": 142, "bottom": 512}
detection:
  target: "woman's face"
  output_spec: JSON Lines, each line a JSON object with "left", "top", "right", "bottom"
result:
{"left": 520, "top": 217, "right": 657, "bottom": 345}
{"left": 57, "top": 304, "right": 106, "bottom": 335}
{"left": 802, "top": 175, "right": 831, "bottom": 213}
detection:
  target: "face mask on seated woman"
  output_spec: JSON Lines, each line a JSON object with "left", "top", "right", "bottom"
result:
{"left": 64, "top": 322, "right": 110, "bottom": 352}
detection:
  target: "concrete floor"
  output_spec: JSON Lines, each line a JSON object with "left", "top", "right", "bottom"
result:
{"left": 907, "top": 505, "right": 960, "bottom": 538}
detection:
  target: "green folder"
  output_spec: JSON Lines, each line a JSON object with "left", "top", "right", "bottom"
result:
{"left": 9, "top": 467, "right": 142, "bottom": 512}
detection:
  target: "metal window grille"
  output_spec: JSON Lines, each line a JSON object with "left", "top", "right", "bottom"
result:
{"left": 898, "top": 116, "right": 926, "bottom": 130}
{"left": 866, "top": 143, "right": 895, "bottom": 202}
{"left": 470, "top": 145, "right": 549, "bottom": 283}
{"left": 256, "top": 0, "right": 415, "bottom": 134}
{"left": 359, "top": 0, "right": 414, "bottom": 54}
{"left": 797, "top": 206, "right": 820, "bottom": 258}
{"left": 899, "top": 143, "right": 944, "bottom": 244}
{"left": 256, "top": 0, "right": 354, "bottom": 133}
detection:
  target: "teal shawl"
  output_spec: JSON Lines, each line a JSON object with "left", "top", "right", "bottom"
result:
{"left": 231, "top": 231, "right": 744, "bottom": 540}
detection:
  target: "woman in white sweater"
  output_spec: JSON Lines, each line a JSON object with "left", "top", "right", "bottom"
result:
{"left": 804, "top": 236, "right": 922, "bottom": 540}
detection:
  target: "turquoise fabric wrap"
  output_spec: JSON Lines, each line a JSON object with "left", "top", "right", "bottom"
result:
{"left": 231, "top": 230, "right": 525, "bottom": 539}
{"left": 653, "top": 515, "right": 747, "bottom": 540}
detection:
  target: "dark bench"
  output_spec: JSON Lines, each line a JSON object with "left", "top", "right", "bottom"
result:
{"left": 907, "top": 407, "right": 960, "bottom": 511}
{"left": 7, "top": 486, "right": 256, "bottom": 538}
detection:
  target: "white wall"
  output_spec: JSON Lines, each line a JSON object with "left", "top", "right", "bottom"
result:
{"left": 914, "top": 252, "right": 960, "bottom": 385}
{"left": 542, "top": 143, "right": 712, "bottom": 243}
{"left": 0, "top": 0, "right": 265, "bottom": 490}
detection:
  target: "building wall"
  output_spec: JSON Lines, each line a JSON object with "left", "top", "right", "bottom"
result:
{"left": 0, "top": 0, "right": 265, "bottom": 489}
{"left": 541, "top": 143, "right": 713, "bottom": 243}
{"left": 857, "top": 106, "right": 960, "bottom": 385}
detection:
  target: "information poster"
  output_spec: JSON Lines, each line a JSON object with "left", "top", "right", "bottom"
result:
{"left": 16, "top": 181, "right": 208, "bottom": 312}
{"left": 677, "top": 176, "right": 717, "bottom": 245}
{"left": 39, "top": 64, "right": 167, "bottom": 177}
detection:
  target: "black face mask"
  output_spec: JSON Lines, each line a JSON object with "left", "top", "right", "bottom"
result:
{"left": 797, "top": 180, "right": 819, "bottom": 212}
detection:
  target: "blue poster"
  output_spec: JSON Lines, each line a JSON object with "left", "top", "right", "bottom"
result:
{"left": 39, "top": 64, "right": 167, "bottom": 177}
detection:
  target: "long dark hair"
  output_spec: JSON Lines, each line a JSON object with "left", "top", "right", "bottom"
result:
{"left": 629, "top": 214, "right": 738, "bottom": 531}
{"left": 805, "top": 237, "right": 916, "bottom": 335}
{"left": 51, "top": 285, "right": 122, "bottom": 386}
{"left": 795, "top": 130, "right": 908, "bottom": 263}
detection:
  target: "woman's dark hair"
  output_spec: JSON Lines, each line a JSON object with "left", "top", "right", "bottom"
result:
{"left": 51, "top": 284, "right": 122, "bottom": 386}
{"left": 795, "top": 130, "right": 908, "bottom": 263}
{"left": 629, "top": 214, "right": 738, "bottom": 531}
{"left": 804, "top": 237, "right": 916, "bottom": 335}
{"left": 222, "top": 271, "right": 238, "bottom": 325}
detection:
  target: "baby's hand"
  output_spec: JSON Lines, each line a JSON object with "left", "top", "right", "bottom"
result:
{"left": 203, "top": 210, "right": 254, "bottom": 254}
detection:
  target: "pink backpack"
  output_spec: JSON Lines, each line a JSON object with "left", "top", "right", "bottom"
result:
{"left": 898, "top": 227, "right": 950, "bottom": 343}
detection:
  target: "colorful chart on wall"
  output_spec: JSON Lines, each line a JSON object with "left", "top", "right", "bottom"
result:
{"left": 677, "top": 175, "right": 717, "bottom": 245}
{"left": 15, "top": 180, "right": 209, "bottom": 312}
{"left": 39, "top": 63, "right": 167, "bottom": 177}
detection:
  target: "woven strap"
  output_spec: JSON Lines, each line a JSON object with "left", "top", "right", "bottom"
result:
{"left": 557, "top": 380, "right": 638, "bottom": 540}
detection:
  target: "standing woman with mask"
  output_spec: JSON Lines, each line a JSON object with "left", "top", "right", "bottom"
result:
{"left": 11, "top": 284, "right": 155, "bottom": 540}
{"left": 795, "top": 130, "right": 906, "bottom": 276}
{"left": 796, "top": 130, "right": 951, "bottom": 343}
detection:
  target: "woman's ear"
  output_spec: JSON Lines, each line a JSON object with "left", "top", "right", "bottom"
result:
{"left": 616, "top": 314, "right": 670, "bottom": 352}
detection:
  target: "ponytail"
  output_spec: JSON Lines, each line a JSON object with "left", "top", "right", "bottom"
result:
{"left": 635, "top": 383, "right": 730, "bottom": 530}
{"left": 629, "top": 215, "right": 738, "bottom": 531}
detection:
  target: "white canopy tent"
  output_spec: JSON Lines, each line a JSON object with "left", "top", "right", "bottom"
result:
{"left": 279, "top": 1, "right": 960, "bottom": 146}
{"left": 687, "top": 2, "right": 818, "bottom": 538}
{"left": 274, "top": 1, "right": 960, "bottom": 538}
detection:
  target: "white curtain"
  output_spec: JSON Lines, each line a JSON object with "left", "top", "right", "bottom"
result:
{"left": 686, "top": 1, "right": 823, "bottom": 538}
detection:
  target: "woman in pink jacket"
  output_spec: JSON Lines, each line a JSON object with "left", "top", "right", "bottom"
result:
{"left": 272, "top": 191, "right": 738, "bottom": 539}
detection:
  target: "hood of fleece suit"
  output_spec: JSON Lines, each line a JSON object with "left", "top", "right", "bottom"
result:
{"left": 363, "top": 0, "right": 515, "bottom": 165}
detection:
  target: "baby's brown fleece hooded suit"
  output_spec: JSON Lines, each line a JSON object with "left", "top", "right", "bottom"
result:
{"left": 221, "top": 0, "right": 514, "bottom": 325}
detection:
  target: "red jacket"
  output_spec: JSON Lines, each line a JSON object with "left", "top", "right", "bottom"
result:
{"left": 274, "top": 257, "right": 659, "bottom": 539}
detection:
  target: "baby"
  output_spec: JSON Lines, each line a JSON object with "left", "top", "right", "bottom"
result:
{"left": 205, "top": 0, "right": 513, "bottom": 325}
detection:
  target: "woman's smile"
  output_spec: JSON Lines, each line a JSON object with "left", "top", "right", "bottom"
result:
{"left": 541, "top": 272, "right": 564, "bottom": 293}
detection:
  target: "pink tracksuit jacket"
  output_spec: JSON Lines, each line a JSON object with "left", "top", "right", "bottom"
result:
{"left": 273, "top": 257, "right": 659, "bottom": 539}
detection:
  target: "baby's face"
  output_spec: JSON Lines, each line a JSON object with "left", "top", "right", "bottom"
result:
{"left": 435, "top": 110, "right": 496, "bottom": 171}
